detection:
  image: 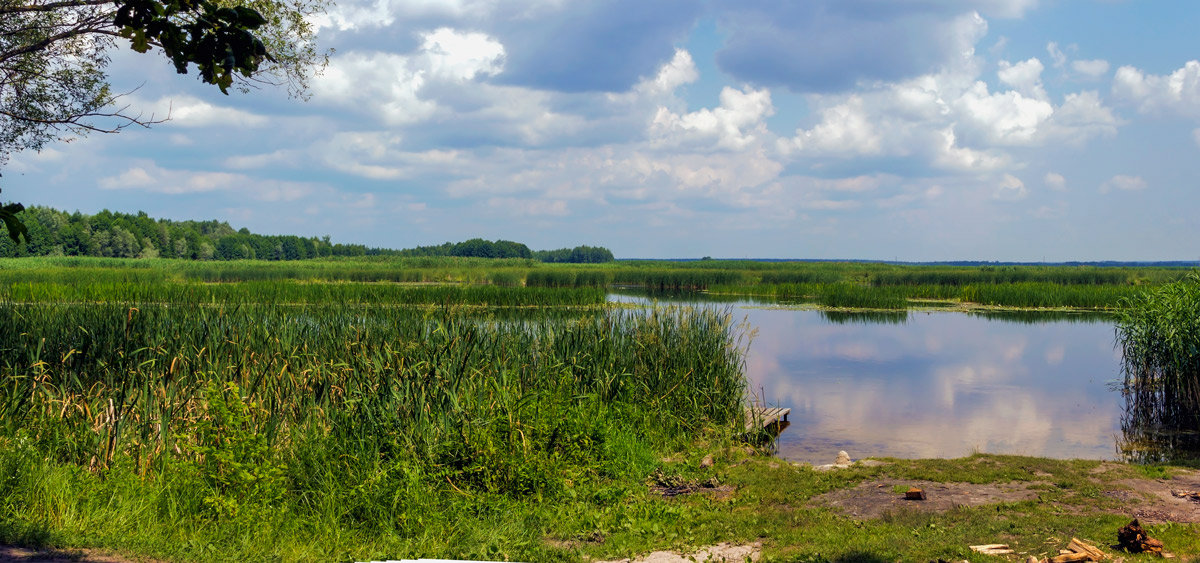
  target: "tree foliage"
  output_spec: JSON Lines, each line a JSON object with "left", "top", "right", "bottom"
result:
{"left": 0, "top": 0, "right": 328, "bottom": 237}
{"left": 399, "top": 239, "right": 616, "bottom": 263}
{"left": 0, "top": 205, "right": 619, "bottom": 262}
{"left": 534, "top": 245, "right": 615, "bottom": 264}
{"left": 0, "top": 206, "right": 372, "bottom": 259}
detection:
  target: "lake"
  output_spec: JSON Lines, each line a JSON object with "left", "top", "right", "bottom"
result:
{"left": 610, "top": 292, "right": 1125, "bottom": 464}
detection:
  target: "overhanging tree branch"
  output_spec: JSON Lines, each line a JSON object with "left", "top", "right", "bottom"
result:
{"left": 0, "top": 0, "right": 328, "bottom": 242}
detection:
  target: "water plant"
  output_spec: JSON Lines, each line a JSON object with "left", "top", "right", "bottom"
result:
{"left": 1116, "top": 272, "right": 1200, "bottom": 463}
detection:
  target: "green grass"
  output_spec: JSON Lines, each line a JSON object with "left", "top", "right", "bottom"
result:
{"left": 0, "top": 292, "right": 750, "bottom": 561}
{"left": 0, "top": 257, "right": 1197, "bottom": 561}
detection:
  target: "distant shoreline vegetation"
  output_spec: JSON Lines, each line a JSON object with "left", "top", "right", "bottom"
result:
{"left": 0, "top": 206, "right": 614, "bottom": 263}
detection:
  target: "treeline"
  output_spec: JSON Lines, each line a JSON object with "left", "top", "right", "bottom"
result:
{"left": 0, "top": 207, "right": 375, "bottom": 260}
{"left": 534, "top": 245, "right": 614, "bottom": 263}
{"left": 397, "top": 238, "right": 614, "bottom": 263}
{"left": 0, "top": 206, "right": 616, "bottom": 262}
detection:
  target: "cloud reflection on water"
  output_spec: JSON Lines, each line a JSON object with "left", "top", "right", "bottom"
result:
{"left": 742, "top": 308, "right": 1121, "bottom": 464}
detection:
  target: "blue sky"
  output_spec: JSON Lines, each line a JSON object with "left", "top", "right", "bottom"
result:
{"left": 6, "top": 0, "right": 1200, "bottom": 260}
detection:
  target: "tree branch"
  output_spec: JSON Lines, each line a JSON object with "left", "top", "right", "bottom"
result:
{"left": 0, "top": 105, "right": 165, "bottom": 132}
{"left": 0, "top": 24, "right": 115, "bottom": 64}
{"left": 0, "top": 0, "right": 112, "bottom": 15}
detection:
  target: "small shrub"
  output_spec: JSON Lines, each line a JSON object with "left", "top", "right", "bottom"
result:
{"left": 185, "top": 382, "right": 284, "bottom": 519}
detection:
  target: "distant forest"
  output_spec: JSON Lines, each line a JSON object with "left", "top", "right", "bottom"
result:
{"left": 0, "top": 206, "right": 614, "bottom": 263}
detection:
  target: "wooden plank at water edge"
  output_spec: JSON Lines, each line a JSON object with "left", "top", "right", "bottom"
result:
{"left": 745, "top": 407, "right": 791, "bottom": 430}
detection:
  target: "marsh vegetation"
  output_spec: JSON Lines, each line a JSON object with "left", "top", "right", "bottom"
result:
{"left": 0, "top": 257, "right": 1196, "bottom": 561}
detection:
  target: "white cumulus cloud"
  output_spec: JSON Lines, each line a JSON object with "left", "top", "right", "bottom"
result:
{"left": 997, "top": 58, "right": 1047, "bottom": 99}
{"left": 1071, "top": 59, "right": 1109, "bottom": 78}
{"left": 99, "top": 162, "right": 319, "bottom": 201}
{"left": 1043, "top": 172, "right": 1066, "bottom": 191}
{"left": 1113, "top": 61, "right": 1200, "bottom": 117}
{"left": 994, "top": 174, "right": 1027, "bottom": 200}
{"left": 1101, "top": 174, "right": 1147, "bottom": 193}
{"left": 650, "top": 86, "right": 775, "bottom": 151}
{"left": 419, "top": 27, "right": 505, "bottom": 81}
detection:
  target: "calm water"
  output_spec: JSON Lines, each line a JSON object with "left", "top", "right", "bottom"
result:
{"left": 609, "top": 292, "right": 1124, "bottom": 464}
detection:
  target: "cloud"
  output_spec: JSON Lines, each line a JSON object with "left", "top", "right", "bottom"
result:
{"left": 133, "top": 95, "right": 268, "bottom": 128}
{"left": 640, "top": 49, "right": 698, "bottom": 97}
{"left": 317, "top": 131, "right": 462, "bottom": 180}
{"left": 1101, "top": 174, "right": 1147, "bottom": 193}
{"left": 224, "top": 150, "right": 300, "bottom": 170}
{"left": 785, "top": 96, "right": 882, "bottom": 156}
{"left": 310, "top": 0, "right": 501, "bottom": 33}
{"left": 1071, "top": 59, "right": 1110, "bottom": 78}
{"left": 650, "top": 86, "right": 775, "bottom": 150}
{"left": 1046, "top": 41, "right": 1067, "bottom": 69}
{"left": 485, "top": 197, "right": 570, "bottom": 217}
{"left": 777, "top": 43, "right": 1114, "bottom": 171}
{"left": 312, "top": 28, "right": 505, "bottom": 125}
{"left": 313, "top": 51, "right": 434, "bottom": 124}
{"left": 1112, "top": 61, "right": 1200, "bottom": 117}
{"left": 98, "top": 162, "right": 319, "bottom": 201}
{"left": 997, "top": 58, "right": 1047, "bottom": 99}
{"left": 712, "top": 7, "right": 992, "bottom": 93}
{"left": 1041, "top": 91, "right": 1120, "bottom": 145}
{"left": 1044, "top": 172, "right": 1066, "bottom": 191}
{"left": 956, "top": 81, "right": 1053, "bottom": 145}
{"left": 419, "top": 27, "right": 506, "bottom": 81}
{"left": 994, "top": 173, "right": 1027, "bottom": 200}
{"left": 494, "top": 0, "right": 702, "bottom": 93}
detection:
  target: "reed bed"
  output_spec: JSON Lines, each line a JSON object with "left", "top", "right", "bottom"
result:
{"left": 0, "top": 279, "right": 606, "bottom": 307}
{"left": 0, "top": 299, "right": 748, "bottom": 558}
{"left": 959, "top": 282, "right": 1139, "bottom": 309}
{"left": 710, "top": 281, "right": 1141, "bottom": 310}
{"left": 1116, "top": 273, "right": 1200, "bottom": 463}
{"left": 871, "top": 266, "right": 1133, "bottom": 286}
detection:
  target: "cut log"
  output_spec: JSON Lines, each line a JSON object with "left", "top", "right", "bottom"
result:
{"left": 1067, "top": 537, "right": 1107, "bottom": 560}
{"left": 1048, "top": 554, "right": 1090, "bottom": 563}
{"left": 970, "top": 544, "right": 1015, "bottom": 555}
{"left": 905, "top": 487, "right": 926, "bottom": 500}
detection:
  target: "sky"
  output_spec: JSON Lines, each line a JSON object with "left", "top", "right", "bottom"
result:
{"left": 6, "top": 0, "right": 1200, "bottom": 260}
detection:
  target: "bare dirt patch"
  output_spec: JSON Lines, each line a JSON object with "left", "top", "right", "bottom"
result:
{"left": 595, "top": 542, "right": 761, "bottom": 563}
{"left": 0, "top": 545, "right": 163, "bottom": 563}
{"left": 1104, "top": 469, "right": 1200, "bottom": 524}
{"left": 812, "top": 478, "right": 1044, "bottom": 520}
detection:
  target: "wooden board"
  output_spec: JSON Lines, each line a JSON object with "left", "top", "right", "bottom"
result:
{"left": 744, "top": 406, "right": 790, "bottom": 430}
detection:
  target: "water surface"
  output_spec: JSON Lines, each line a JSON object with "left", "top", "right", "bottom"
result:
{"left": 610, "top": 292, "right": 1123, "bottom": 464}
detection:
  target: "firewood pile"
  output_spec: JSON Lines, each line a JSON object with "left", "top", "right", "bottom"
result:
{"left": 1116, "top": 519, "right": 1166, "bottom": 556}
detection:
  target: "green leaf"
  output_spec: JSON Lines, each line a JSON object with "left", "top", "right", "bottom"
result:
{"left": 0, "top": 202, "right": 28, "bottom": 244}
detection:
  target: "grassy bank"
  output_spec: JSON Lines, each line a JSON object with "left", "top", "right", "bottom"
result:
{"left": 0, "top": 296, "right": 748, "bottom": 561}
{"left": 7, "top": 448, "right": 1200, "bottom": 561}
